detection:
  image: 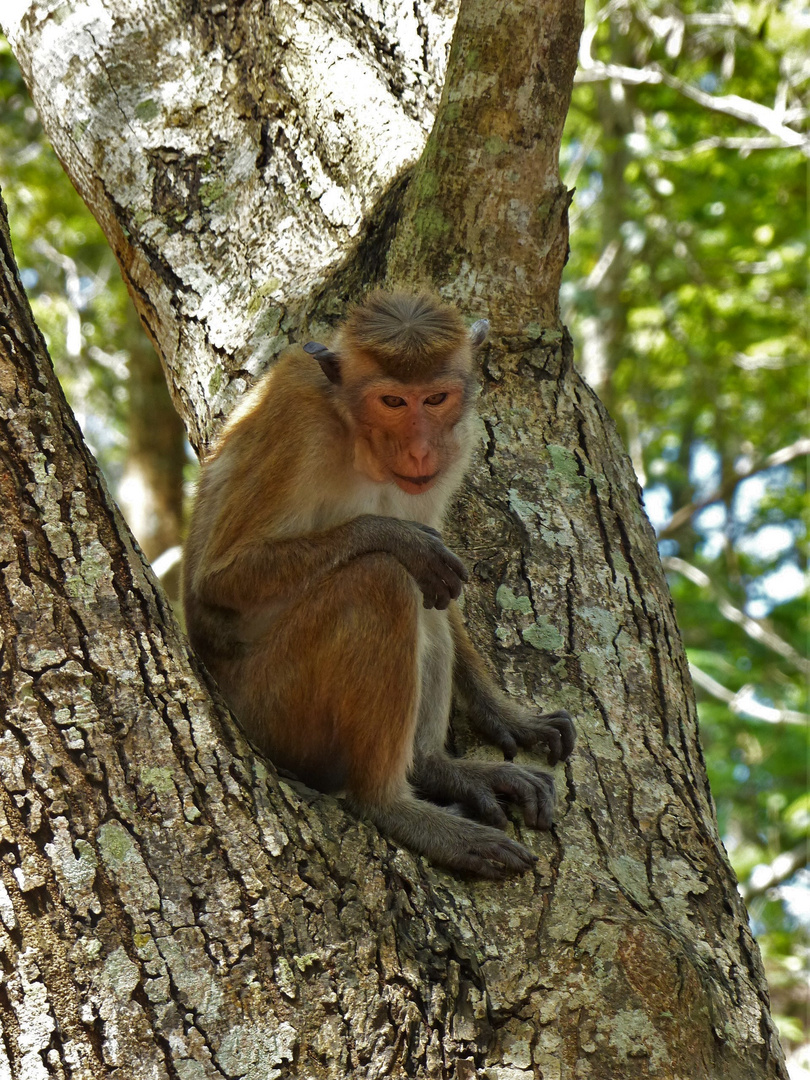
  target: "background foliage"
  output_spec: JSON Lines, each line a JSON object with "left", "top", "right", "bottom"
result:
{"left": 562, "top": 0, "right": 809, "bottom": 1064}
{"left": 0, "top": 42, "right": 134, "bottom": 472}
{"left": 1, "top": 0, "right": 807, "bottom": 1067}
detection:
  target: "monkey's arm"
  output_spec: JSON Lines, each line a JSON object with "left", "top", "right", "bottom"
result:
{"left": 449, "top": 605, "right": 575, "bottom": 763}
{"left": 194, "top": 515, "right": 468, "bottom": 613}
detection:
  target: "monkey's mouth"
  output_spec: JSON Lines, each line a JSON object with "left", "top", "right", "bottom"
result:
{"left": 393, "top": 472, "right": 438, "bottom": 493}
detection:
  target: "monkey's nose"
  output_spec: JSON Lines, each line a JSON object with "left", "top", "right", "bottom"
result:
{"left": 407, "top": 443, "right": 432, "bottom": 474}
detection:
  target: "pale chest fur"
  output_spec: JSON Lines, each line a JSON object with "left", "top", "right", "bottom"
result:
{"left": 311, "top": 474, "right": 453, "bottom": 532}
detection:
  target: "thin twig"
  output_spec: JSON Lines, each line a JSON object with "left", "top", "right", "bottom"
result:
{"left": 741, "top": 844, "right": 810, "bottom": 901}
{"left": 688, "top": 663, "right": 809, "bottom": 725}
{"left": 574, "top": 59, "right": 809, "bottom": 155}
{"left": 657, "top": 136, "right": 786, "bottom": 160}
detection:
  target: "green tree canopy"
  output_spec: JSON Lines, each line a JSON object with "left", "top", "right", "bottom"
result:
{"left": 561, "top": 0, "right": 809, "bottom": 1055}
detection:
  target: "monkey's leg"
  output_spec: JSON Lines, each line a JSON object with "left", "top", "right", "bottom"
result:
{"left": 231, "top": 555, "right": 540, "bottom": 877}
{"left": 355, "top": 790, "right": 538, "bottom": 880}
{"left": 449, "top": 606, "right": 576, "bottom": 764}
{"left": 399, "top": 606, "right": 551, "bottom": 866}
{"left": 225, "top": 553, "right": 422, "bottom": 799}
{"left": 412, "top": 606, "right": 455, "bottom": 756}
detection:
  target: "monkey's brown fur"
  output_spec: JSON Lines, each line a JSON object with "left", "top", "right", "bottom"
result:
{"left": 184, "top": 290, "right": 575, "bottom": 877}
{"left": 341, "top": 290, "right": 470, "bottom": 378}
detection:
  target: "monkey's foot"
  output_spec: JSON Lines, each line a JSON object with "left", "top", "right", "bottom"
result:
{"left": 470, "top": 706, "right": 576, "bottom": 765}
{"left": 440, "top": 827, "right": 538, "bottom": 880}
{"left": 412, "top": 754, "right": 559, "bottom": 832}
{"left": 362, "top": 792, "right": 539, "bottom": 880}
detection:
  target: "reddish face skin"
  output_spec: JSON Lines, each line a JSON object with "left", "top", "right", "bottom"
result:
{"left": 353, "top": 380, "right": 468, "bottom": 495}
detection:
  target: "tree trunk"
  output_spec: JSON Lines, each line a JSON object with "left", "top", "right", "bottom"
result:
{"left": 1, "top": 1, "right": 787, "bottom": 1077}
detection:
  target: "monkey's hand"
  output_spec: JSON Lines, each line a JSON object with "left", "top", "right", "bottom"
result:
{"left": 469, "top": 703, "right": 576, "bottom": 766}
{"left": 450, "top": 606, "right": 576, "bottom": 766}
{"left": 389, "top": 521, "right": 469, "bottom": 610}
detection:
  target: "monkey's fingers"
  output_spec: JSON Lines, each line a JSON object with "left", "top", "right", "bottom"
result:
{"left": 496, "top": 730, "right": 519, "bottom": 760}
{"left": 533, "top": 711, "right": 576, "bottom": 765}
{"left": 474, "top": 715, "right": 537, "bottom": 759}
{"left": 417, "top": 580, "right": 444, "bottom": 609}
{"left": 500, "top": 710, "right": 576, "bottom": 766}
{"left": 418, "top": 550, "right": 467, "bottom": 608}
{"left": 446, "top": 552, "right": 470, "bottom": 583}
{"left": 420, "top": 575, "right": 458, "bottom": 609}
{"left": 518, "top": 721, "right": 563, "bottom": 766}
{"left": 456, "top": 783, "right": 510, "bottom": 830}
{"left": 490, "top": 765, "right": 556, "bottom": 830}
{"left": 434, "top": 574, "right": 465, "bottom": 609}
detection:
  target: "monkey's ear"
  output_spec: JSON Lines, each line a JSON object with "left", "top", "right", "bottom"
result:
{"left": 469, "top": 319, "right": 490, "bottom": 348}
{"left": 303, "top": 341, "right": 342, "bottom": 385}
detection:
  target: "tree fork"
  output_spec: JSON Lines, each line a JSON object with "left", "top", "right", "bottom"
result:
{"left": 1, "top": 0, "right": 789, "bottom": 1074}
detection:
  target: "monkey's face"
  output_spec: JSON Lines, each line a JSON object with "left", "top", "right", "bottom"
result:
{"left": 351, "top": 379, "right": 469, "bottom": 495}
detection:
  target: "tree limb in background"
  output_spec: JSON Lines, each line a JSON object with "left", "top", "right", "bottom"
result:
{"left": 688, "top": 664, "right": 810, "bottom": 726}
{"left": 658, "top": 135, "right": 790, "bottom": 160}
{"left": 742, "top": 844, "right": 810, "bottom": 901}
{"left": 659, "top": 438, "right": 810, "bottom": 538}
{"left": 663, "top": 557, "right": 810, "bottom": 676}
{"left": 576, "top": 55, "right": 809, "bottom": 155}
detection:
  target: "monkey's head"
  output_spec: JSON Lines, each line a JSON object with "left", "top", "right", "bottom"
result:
{"left": 304, "top": 291, "right": 488, "bottom": 495}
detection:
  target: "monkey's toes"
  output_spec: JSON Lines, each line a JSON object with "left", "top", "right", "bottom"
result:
{"left": 546, "top": 710, "right": 576, "bottom": 764}
{"left": 516, "top": 772, "right": 555, "bottom": 830}
{"left": 527, "top": 710, "right": 575, "bottom": 765}
{"left": 487, "top": 765, "right": 555, "bottom": 830}
{"left": 452, "top": 836, "right": 538, "bottom": 879}
{"left": 461, "top": 784, "right": 510, "bottom": 830}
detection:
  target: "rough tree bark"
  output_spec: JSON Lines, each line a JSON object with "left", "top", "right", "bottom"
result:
{"left": 0, "top": 1, "right": 787, "bottom": 1078}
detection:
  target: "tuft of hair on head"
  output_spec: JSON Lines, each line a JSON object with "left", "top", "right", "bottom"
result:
{"left": 342, "top": 290, "right": 469, "bottom": 380}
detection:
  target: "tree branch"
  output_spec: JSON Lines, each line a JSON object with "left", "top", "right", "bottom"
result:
{"left": 658, "top": 136, "right": 789, "bottom": 160}
{"left": 658, "top": 438, "right": 810, "bottom": 538}
{"left": 741, "top": 844, "right": 810, "bottom": 901}
{"left": 663, "top": 557, "right": 810, "bottom": 676}
{"left": 575, "top": 55, "right": 810, "bottom": 155}
{"left": 688, "top": 664, "right": 810, "bottom": 726}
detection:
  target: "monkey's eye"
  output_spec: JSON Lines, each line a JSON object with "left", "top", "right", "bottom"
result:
{"left": 424, "top": 392, "right": 448, "bottom": 406}
{"left": 381, "top": 395, "right": 407, "bottom": 408}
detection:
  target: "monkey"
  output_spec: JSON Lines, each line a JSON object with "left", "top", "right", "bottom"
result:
{"left": 183, "top": 290, "right": 575, "bottom": 878}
